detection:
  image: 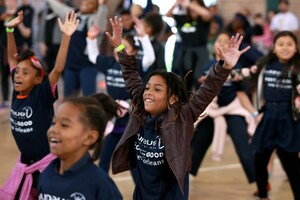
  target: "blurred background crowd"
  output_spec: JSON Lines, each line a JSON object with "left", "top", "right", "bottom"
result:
{"left": 0, "top": 0, "right": 299, "bottom": 107}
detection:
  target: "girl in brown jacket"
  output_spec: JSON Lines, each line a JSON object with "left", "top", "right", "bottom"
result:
{"left": 106, "top": 16, "right": 250, "bottom": 200}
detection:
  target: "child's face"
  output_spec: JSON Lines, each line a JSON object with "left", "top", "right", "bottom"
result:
{"left": 273, "top": 35, "right": 297, "bottom": 63}
{"left": 47, "top": 102, "right": 94, "bottom": 161}
{"left": 143, "top": 75, "right": 168, "bottom": 117}
{"left": 14, "top": 59, "right": 42, "bottom": 95}
{"left": 80, "top": 0, "right": 98, "bottom": 14}
{"left": 214, "top": 33, "right": 230, "bottom": 57}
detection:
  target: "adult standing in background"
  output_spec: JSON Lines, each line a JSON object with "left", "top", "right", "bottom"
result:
{"left": 45, "top": 0, "right": 108, "bottom": 97}
{"left": 166, "top": 0, "right": 212, "bottom": 91}
{"left": 270, "top": 0, "right": 299, "bottom": 35}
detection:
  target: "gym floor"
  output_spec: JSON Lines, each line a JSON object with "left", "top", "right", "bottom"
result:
{"left": 0, "top": 107, "right": 292, "bottom": 199}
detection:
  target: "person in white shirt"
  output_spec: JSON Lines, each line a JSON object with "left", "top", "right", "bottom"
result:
{"left": 270, "top": 0, "right": 299, "bottom": 35}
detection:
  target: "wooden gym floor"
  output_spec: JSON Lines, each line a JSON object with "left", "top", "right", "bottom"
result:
{"left": 0, "top": 105, "right": 293, "bottom": 200}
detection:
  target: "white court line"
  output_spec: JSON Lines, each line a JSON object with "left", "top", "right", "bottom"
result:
{"left": 198, "top": 163, "right": 242, "bottom": 172}
{"left": 113, "top": 159, "right": 280, "bottom": 182}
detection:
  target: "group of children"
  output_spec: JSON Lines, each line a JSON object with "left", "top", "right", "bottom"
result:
{"left": 0, "top": 2, "right": 300, "bottom": 200}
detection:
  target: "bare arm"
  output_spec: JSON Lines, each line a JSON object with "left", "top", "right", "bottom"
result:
{"left": 165, "top": 0, "right": 180, "bottom": 17}
{"left": 6, "top": 11, "right": 23, "bottom": 69}
{"left": 17, "top": 22, "right": 31, "bottom": 38}
{"left": 188, "top": 1, "right": 212, "bottom": 21}
{"left": 88, "top": 0, "right": 108, "bottom": 31}
{"left": 45, "top": 0, "right": 73, "bottom": 19}
{"left": 236, "top": 91, "right": 256, "bottom": 114}
{"left": 48, "top": 11, "right": 79, "bottom": 85}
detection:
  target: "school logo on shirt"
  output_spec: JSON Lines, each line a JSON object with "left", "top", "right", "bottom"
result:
{"left": 39, "top": 192, "right": 86, "bottom": 200}
{"left": 10, "top": 106, "right": 34, "bottom": 133}
{"left": 264, "top": 69, "right": 292, "bottom": 89}
{"left": 70, "top": 192, "right": 86, "bottom": 200}
{"left": 135, "top": 133, "right": 165, "bottom": 166}
{"left": 181, "top": 22, "right": 197, "bottom": 33}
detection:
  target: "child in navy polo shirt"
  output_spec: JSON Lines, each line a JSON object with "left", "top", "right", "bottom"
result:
{"left": 45, "top": 0, "right": 108, "bottom": 97}
{"left": 106, "top": 16, "right": 250, "bottom": 200}
{"left": 0, "top": 11, "right": 78, "bottom": 199}
{"left": 251, "top": 31, "right": 300, "bottom": 200}
{"left": 38, "top": 93, "right": 123, "bottom": 200}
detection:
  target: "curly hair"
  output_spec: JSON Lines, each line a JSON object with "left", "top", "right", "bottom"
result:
{"left": 133, "top": 69, "right": 190, "bottom": 122}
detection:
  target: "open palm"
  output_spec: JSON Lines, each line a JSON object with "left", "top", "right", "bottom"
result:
{"left": 133, "top": 17, "right": 146, "bottom": 37}
{"left": 218, "top": 33, "right": 250, "bottom": 69}
{"left": 106, "top": 16, "right": 123, "bottom": 48}
{"left": 58, "top": 11, "right": 79, "bottom": 36}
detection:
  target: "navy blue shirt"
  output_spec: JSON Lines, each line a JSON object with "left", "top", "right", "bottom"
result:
{"left": 95, "top": 55, "right": 129, "bottom": 100}
{"left": 133, "top": 114, "right": 188, "bottom": 200}
{"left": 11, "top": 71, "right": 57, "bottom": 163}
{"left": 66, "top": 15, "right": 94, "bottom": 70}
{"left": 264, "top": 61, "right": 293, "bottom": 103}
{"left": 38, "top": 153, "right": 122, "bottom": 200}
{"left": 238, "top": 42, "right": 263, "bottom": 67}
{"left": 204, "top": 60, "right": 244, "bottom": 107}
{"left": 95, "top": 55, "right": 131, "bottom": 134}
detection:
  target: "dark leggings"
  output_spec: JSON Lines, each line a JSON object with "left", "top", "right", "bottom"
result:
{"left": 190, "top": 115, "right": 256, "bottom": 183}
{"left": 99, "top": 133, "right": 122, "bottom": 172}
{"left": 0, "top": 61, "right": 10, "bottom": 102}
{"left": 255, "top": 148, "right": 300, "bottom": 199}
{"left": 190, "top": 117, "right": 214, "bottom": 175}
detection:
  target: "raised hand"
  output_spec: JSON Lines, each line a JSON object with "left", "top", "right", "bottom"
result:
{"left": 105, "top": 16, "right": 123, "bottom": 48}
{"left": 5, "top": 11, "right": 23, "bottom": 28}
{"left": 133, "top": 17, "right": 146, "bottom": 37}
{"left": 218, "top": 33, "right": 250, "bottom": 69}
{"left": 99, "top": 0, "right": 107, "bottom": 5}
{"left": 58, "top": 11, "right": 79, "bottom": 36}
{"left": 87, "top": 25, "right": 101, "bottom": 40}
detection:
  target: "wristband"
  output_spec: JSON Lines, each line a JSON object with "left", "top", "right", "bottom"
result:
{"left": 6, "top": 27, "right": 14, "bottom": 33}
{"left": 116, "top": 44, "right": 125, "bottom": 52}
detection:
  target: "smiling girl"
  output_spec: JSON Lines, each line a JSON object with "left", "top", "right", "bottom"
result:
{"left": 106, "top": 16, "right": 250, "bottom": 199}
{"left": 38, "top": 94, "right": 123, "bottom": 199}
{"left": 0, "top": 11, "right": 78, "bottom": 199}
{"left": 251, "top": 31, "right": 300, "bottom": 200}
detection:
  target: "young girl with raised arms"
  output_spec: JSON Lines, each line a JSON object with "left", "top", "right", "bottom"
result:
{"left": 106, "top": 16, "right": 250, "bottom": 199}
{"left": 37, "top": 93, "right": 123, "bottom": 199}
{"left": 0, "top": 11, "right": 78, "bottom": 199}
{"left": 86, "top": 16, "right": 155, "bottom": 173}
